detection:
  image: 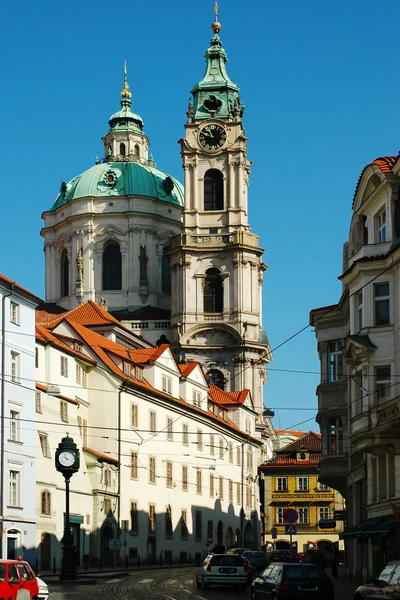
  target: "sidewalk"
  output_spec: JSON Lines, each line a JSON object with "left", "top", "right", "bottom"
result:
{"left": 331, "top": 565, "right": 362, "bottom": 599}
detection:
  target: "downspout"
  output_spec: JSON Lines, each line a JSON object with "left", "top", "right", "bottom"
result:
{"left": 1, "top": 283, "right": 14, "bottom": 559}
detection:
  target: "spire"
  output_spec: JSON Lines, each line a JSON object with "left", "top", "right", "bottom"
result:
{"left": 120, "top": 60, "right": 132, "bottom": 104}
{"left": 107, "top": 61, "right": 144, "bottom": 133}
{"left": 189, "top": 2, "right": 243, "bottom": 121}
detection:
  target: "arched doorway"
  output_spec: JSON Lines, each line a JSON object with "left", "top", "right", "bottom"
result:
{"left": 226, "top": 527, "right": 234, "bottom": 550}
{"left": 100, "top": 524, "right": 114, "bottom": 564}
{"left": 217, "top": 521, "right": 223, "bottom": 546}
{"left": 243, "top": 522, "right": 253, "bottom": 549}
{"left": 40, "top": 532, "right": 51, "bottom": 570}
{"left": 276, "top": 540, "right": 290, "bottom": 549}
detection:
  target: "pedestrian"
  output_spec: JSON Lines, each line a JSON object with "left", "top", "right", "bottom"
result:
{"left": 330, "top": 551, "right": 339, "bottom": 579}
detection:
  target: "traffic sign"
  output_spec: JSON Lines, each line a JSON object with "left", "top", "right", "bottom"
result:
{"left": 285, "top": 524, "right": 297, "bottom": 535}
{"left": 333, "top": 510, "right": 346, "bottom": 521}
{"left": 108, "top": 538, "right": 121, "bottom": 552}
{"left": 283, "top": 508, "right": 298, "bottom": 524}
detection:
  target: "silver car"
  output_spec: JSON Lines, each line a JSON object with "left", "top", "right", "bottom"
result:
{"left": 37, "top": 576, "right": 49, "bottom": 600}
{"left": 196, "top": 553, "right": 250, "bottom": 590}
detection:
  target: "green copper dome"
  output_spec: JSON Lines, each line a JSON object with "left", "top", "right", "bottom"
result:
{"left": 48, "top": 161, "right": 184, "bottom": 211}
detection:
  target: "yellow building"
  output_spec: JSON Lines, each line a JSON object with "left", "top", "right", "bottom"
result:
{"left": 260, "top": 432, "right": 344, "bottom": 555}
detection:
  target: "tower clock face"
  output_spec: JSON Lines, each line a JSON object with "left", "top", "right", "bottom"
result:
{"left": 198, "top": 124, "right": 227, "bottom": 151}
{"left": 58, "top": 450, "right": 75, "bottom": 467}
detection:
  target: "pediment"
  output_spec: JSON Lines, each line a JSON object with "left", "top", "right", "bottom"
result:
{"left": 184, "top": 326, "right": 240, "bottom": 347}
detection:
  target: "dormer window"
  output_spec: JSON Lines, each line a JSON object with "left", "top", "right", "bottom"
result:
{"left": 375, "top": 208, "right": 387, "bottom": 243}
{"left": 297, "top": 451, "right": 308, "bottom": 461}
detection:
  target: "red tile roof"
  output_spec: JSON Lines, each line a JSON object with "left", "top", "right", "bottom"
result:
{"left": 275, "top": 429, "right": 306, "bottom": 437}
{"left": 352, "top": 156, "right": 397, "bottom": 208}
{"left": 127, "top": 344, "right": 170, "bottom": 364}
{"left": 0, "top": 274, "right": 42, "bottom": 303}
{"left": 178, "top": 362, "right": 201, "bottom": 377}
{"left": 208, "top": 384, "right": 251, "bottom": 407}
{"left": 262, "top": 454, "right": 321, "bottom": 466}
{"left": 36, "top": 325, "right": 97, "bottom": 365}
{"left": 278, "top": 431, "right": 321, "bottom": 453}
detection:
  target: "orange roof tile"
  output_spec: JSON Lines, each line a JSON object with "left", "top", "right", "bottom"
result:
{"left": 352, "top": 156, "right": 397, "bottom": 208}
{"left": 209, "top": 384, "right": 251, "bottom": 406}
{"left": 36, "top": 325, "right": 97, "bottom": 365}
{"left": 178, "top": 362, "right": 201, "bottom": 377}
{"left": 0, "top": 274, "right": 42, "bottom": 303}
{"left": 278, "top": 431, "right": 321, "bottom": 453}
{"left": 275, "top": 429, "right": 306, "bottom": 437}
{"left": 127, "top": 344, "right": 170, "bottom": 364}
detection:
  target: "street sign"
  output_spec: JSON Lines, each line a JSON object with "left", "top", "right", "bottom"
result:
{"left": 271, "top": 527, "right": 278, "bottom": 539}
{"left": 283, "top": 508, "right": 298, "bottom": 524}
{"left": 108, "top": 538, "right": 121, "bottom": 552}
{"left": 334, "top": 510, "right": 347, "bottom": 521}
{"left": 285, "top": 524, "right": 297, "bottom": 535}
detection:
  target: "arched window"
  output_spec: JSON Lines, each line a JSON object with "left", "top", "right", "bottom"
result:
{"left": 204, "top": 268, "right": 223, "bottom": 313}
{"left": 102, "top": 242, "right": 122, "bottom": 290}
{"left": 204, "top": 169, "right": 223, "bottom": 211}
{"left": 328, "top": 417, "right": 343, "bottom": 456}
{"left": 120, "top": 143, "right": 126, "bottom": 157}
{"left": 207, "top": 369, "right": 225, "bottom": 390}
{"left": 60, "top": 250, "right": 69, "bottom": 297}
{"left": 41, "top": 490, "right": 51, "bottom": 516}
{"left": 134, "top": 144, "right": 140, "bottom": 158}
{"left": 162, "top": 247, "right": 171, "bottom": 295}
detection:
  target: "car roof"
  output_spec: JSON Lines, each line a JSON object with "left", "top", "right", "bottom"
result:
{"left": 268, "top": 562, "right": 321, "bottom": 567}
{"left": 0, "top": 560, "right": 29, "bottom": 564}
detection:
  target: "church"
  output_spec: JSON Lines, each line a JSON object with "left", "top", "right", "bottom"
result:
{"left": 40, "top": 6, "right": 272, "bottom": 417}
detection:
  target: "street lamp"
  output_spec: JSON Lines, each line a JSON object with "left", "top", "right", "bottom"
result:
{"left": 55, "top": 434, "right": 80, "bottom": 581}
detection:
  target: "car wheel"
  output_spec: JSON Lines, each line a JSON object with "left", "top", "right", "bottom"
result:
{"left": 201, "top": 577, "right": 209, "bottom": 590}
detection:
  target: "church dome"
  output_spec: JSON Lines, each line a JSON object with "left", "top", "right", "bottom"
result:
{"left": 48, "top": 161, "right": 184, "bottom": 212}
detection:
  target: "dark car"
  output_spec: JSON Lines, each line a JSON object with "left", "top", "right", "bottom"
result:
{"left": 243, "top": 551, "right": 268, "bottom": 575}
{"left": 266, "top": 549, "right": 292, "bottom": 564}
{"left": 227, "top": 547, "right": 251, "bottom": 555}
{"left": 251, "top": 562, "right": 334, "bottom": 600}
{"left": 354, "top": 560, "right": 400, "bottom": 600}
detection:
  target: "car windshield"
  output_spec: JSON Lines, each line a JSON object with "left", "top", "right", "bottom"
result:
{"left": 210, "top": 556, "right": 244, "bottom": 567}
{"left": 378, "top": 564, "right": 396, "bottom": 584}
{"left": 284, "top": 566, "right": 327, "bottom": 581}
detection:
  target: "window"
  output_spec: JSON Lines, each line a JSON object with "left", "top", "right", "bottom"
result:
{"left": 181, "top": 509, "right": 188, "bottom": 540}
{"left": 165, "top": 505, "right": 173, "bottom": 537}
{"left": 356, "top": 291, "right": 363, "bottom": 332}
{"left": 103, "top": 467, "right": 111, "bottom": 487}
{"left": 167, "top": 417, "right": 173, "bottom": 440}
{"left": 210, "top": 434, "right": 215, "bottom": 456}
{"left": 297, "top": 477, "right": 309, "bottom": 491}
{"left": 35, "top": 391, "right": 41, "bottom": 413}
{"left": 228, "top": 443, "right": 233, "bottom": 463}
{"left": 246, "top": 485, "right": 252, "bottom": 507}
{"left": 193, "top": 390, "right": 201, "bottom": 407}
{"left": 328, "top": 417, "right": 343, "bottom": 455}
{"left": 196, "top": 469, "right": 202, "bottom": 494}
{"left": 77, "top": 416, "right": 88, "bottom": 446}
{"left": 375, "top": 208, "right": 387, "bottom": 243}
{"left": 218, "top": 477, "right": 224, "bottom": 500}
{"left": 245, "top": 418, "right": 251, "bottom": 433}
{"left": 210, "top": 473, "right": 214, "bottom": 497}
{"left": 229, "top": 480, "right": 233, "bottom": 503}
{"left": 149, "top": 504, "right": 156, "bottom": 534}
{"left": 130, "top": 501, "right": 138, "bottom": 533}
{"left": 131, "top": 452, "right": 138, "bottom": 479}
{"left": 207, "top": 520, "right": 213, "bottom": 544}
{"left": 9, "top": 470, "right": 20, "bottom": 506}
{"left": 236, "top": 482, "right": 241, "bottom": 505}
{"left": 76, "top": 364, "right": 87, "bottom": 387}
{"left": 247, "top": 449, "right": 253, "bottom": 469}
{"left": 277, "top": 477, "right": 288, "bottom": 491}
{"left": 162, "top": 375, "right": 172, "bottom": 395}
{"left": 134, "top": 144, "right": 140, "bottom": 158}
{"left": 219, "top": 438, "right": 224, "bottom": 459}
{"left": 374, "top": 283, "right": 390, "bottom": 326}
{"left": 10, "top": 351, "right": 20, "bottom": 384}
{"left": 123, "top": 362, "right": 130, "bottom": 376}
{"left": 195, "top": 510, "right": 202, "bottom": 541}
{"left": 9, "top": 410, "right": 20, "bottom": 442}
{"left": 60, "top": 249, "right": 69, "bottom": 297}
{"left": 318, "top": 482, "right": 330, "bottom": 491}
{"left": 149, "top": 456, "right": 156, "bottom": 484}
{"left": 204, "top": 268, "right": 223, "bottom": 313}
{"left": 319, "top": 507, "right": 330, "bottom": 520}
{"left": 182, "top": 465, "right": 188, "bottom": 491}
{"left": 183, "top": 423, "right": 189, "bottom": 446}
{"left": 10, "top": 302, "right": 19, "bottom": 325}
{"left": 328, "top": 342, "right": 343, "bottom": 382}
{"left": 276, "top": 507, "right": 288, "bottom": 524}
{"left": 41, "top": 490, "right": 51, "bottom": 515}
{"left": 35, "top": 348, "right": 39, "bottom": 368}
{"left": 166, "top": 461, "right": 173, "bottom": 487}
{"left": 119, "top": 142, "right": 126, "bottom": 156}
{"left": 131, "top": 404, "right": 138, "bottom": 428}
{"left": 375, "top": 366, "right": 391, "bottom": 403}
{"left": 103, "top": 242, "right": 122, "bottom": 290}
{"left": 60, "top": 400, "right": 68, "bottom": 422}
{"left": 237, "top": 446, "right": 241, "bottom": 466}
{"left": 60, "top": 356, "right": 68, "bottom": 377}
{"left": 204, "top": 169, "right": 224, "bottom": 211}
{"left": 135, "top": 367, "right": 143, "bottom": 381}
{"left": 161, "top": 247, "right": 171, "bottom": 295}
{"left": 197, "top": 429, "right": 203, "bottom": 451}
{"left": 298, "top": 507, "right": 309, "bottom": 524}
{"left": 39, "top": 434, "right": 49, "bottom": 457}
{"left": 150, "top": 410, "right": 156, "bottom": 433}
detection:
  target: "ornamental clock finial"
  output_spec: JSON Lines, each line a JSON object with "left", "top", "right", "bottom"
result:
{"left": 121, "top": 60, "right": 132, "bottom": 100}
{"left": 212, "top": 1, "right": 221, "bottom": 33}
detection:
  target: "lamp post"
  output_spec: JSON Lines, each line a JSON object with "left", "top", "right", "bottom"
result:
{"left": 55, "top": 434, "right": 80, "bottom": 581}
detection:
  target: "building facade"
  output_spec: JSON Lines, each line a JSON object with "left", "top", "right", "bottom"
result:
{"left": 0, "top": 274, "right": 41, "bottom": 563}
{"left": 310, "top": 155, "right": 400, "bottom": 579}
{"left": 259, "top": 432, "right": 344, "bottom": 556}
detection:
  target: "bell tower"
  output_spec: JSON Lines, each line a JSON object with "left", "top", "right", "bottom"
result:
{"left": 169, "top": 6, "right": 272, "bottom": 414}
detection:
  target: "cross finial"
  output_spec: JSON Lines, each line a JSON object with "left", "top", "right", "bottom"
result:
{"left": 214, "top": 1, "right": 218, "bottom": 20}
{"left": 121, "top": 60, "right": 132, "bottom": 100}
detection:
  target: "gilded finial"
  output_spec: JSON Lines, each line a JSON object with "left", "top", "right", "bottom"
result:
{"left": 212, "top": 1, "right": 221, "bottom": 33}
{"left": 121, "top": 60, "right": 132, "bottom": 100}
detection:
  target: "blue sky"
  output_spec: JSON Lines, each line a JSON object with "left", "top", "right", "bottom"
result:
{"left": 2, "top": 0, "right": 400, "bottom": 430}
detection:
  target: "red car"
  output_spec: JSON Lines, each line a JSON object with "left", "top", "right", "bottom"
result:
{"left": 0, "top": 560, "right": 39, "bottom": 600}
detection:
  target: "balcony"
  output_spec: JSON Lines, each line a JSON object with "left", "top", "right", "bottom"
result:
{"left": 318, "top": 455, "right": 348, "bottom": 497}
{"left": 351, "top": 395, "right": 400, "bottom": 454}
